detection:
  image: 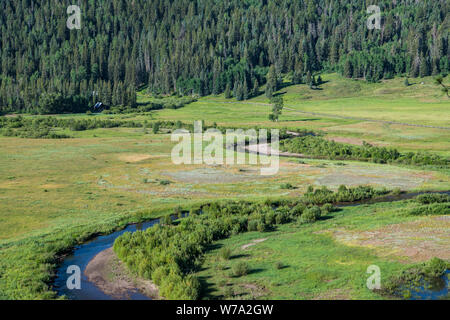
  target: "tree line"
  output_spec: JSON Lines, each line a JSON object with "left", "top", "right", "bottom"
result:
{"left": 280, "top": 136, "right": 449, "bottom": 167}
{"left": 0, "top": 0, "right": 448, "bottom": 114}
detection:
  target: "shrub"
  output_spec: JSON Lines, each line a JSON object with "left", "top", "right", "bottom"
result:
{"left": 265, "top": 212, "right": 276, "bottom": 225}
{"left": 280, "top": 183, "right": 295, "bottom": 190}
{"left": 422, "top": 257, "right": 448, "bottom": 278}
{"left": 232, "top": 262, "right": 249, "bottom": 277}
{"left": 290, "top": 204, "right": 306, "bottom": 217}
{"left": 275, "top": 212, "right": 288, "bottom": 224}
{"left": 223, "top": 286, "right": 234, "bottom": 299}
{"left": 257, "top": 221, "right": 269, "bottom": 232}
{"left": 248, "top": 220, "right": 258, "bottom": 231}
{"left": 408, "top": 203, "right": 450, "bottom": 216}
{"left": 321, "top": 203, "right": 335, "bottom": 215}
{"left": 415, "top": 193, "right": 450, "bottom": 205}
{"left": 280, "top": 136, "right": 448, "bottom": 167}
{"left": 219, "top": 247, "right": 232, "bottom": 260}
{"left": 299, "top": 206, "right": 321, "bottom": 223}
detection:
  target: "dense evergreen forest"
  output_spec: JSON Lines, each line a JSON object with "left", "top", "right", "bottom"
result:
{"left": 0, "top": 0, "right": 448, "bottom": 114}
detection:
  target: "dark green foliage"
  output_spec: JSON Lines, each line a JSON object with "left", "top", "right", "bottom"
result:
{"left": 407, "top": 203, "right": 450, "bottom": 216}
{"left": 232, "top": 262, "right": 249, "bottom": 277}
{"left": 280, "top": 136, "right": 449, "bottom": 167}
{"left": 434, "top": 76, "right": 449, "bottom": 97}
{"left": 321, "top": 203, "right": 336, "bottom": 215}
{"left": 269, "top": 96, "right": 284, "bottom": 122}
{"left": 299, "top": 206, "right": 322, "bottom": 223}
{"left": 248, "top": 220, "right": 258, "bottom": 232}
{"left": 415, "top": 193, "right": 450, "bottom": 205}
{"left": 280, "top": 183, "right": 295, "bottom": 190}
{"left": 1, "top": 1, "right": 448, "bottom": 112}
{"left": 0, "top": 116, "right": 144, "bottom": 138}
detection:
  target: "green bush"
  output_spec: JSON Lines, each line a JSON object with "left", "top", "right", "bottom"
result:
{"left": 300, "top": 206, "right": 321, "bottom": 223}
{"left": 321, "top": 203, "right": 335, "bottom": 215}
{"left": 257, "top": 221, "right": 269, "bottom": 232}
{"left": 219, "top": 247, "right": 232, "bottom": 260}
{"left": 223, "top": 286, "right": 234, "bottom": 299}
{"left": 248, "top": 220, "right": 258, "bottom": 231}
{"left": 232, "top": 262, "right": 249, "bottom": 277}
{"left": 415, "top": 193, "right": 450, "bottom": 205}
{"left": 408, "top": 203, "right": 450, "bottom": 216}
{"left": 280, "top": 183, "right": 295, "bottom": 190}
{"left": 422, "top": 257, "right": 448, "bottom": 278}
{"left": 290, "top": 204, "right": 306, "bottom": 217}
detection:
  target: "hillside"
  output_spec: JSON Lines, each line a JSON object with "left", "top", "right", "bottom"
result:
{"left": 0, "top": 0, "right": 449, "bottom": 114}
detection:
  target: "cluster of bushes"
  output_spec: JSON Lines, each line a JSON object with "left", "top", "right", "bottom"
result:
{"left": 407, "top": 203, "right": 450, "bottom": 216}
{"left": 104, "top": 96, "right": 198, "bottom": 114}
{"left": 280, "top": 136, "right": 449, "bottom": 167}
{"left": 0, "top": 116, "right": 147, "bottom": 138}
{"left": 301, "top": 185, "right": 390, "bottom": 205}
{"left": 415, "top": 193, "right": 450, "bottom": 205}
{"left": 1, "top": 127, "right": 71, "bottom": 139}
{"left": 113, "top": 185, "right": 388, "bottom": 299}
{"left": 406, "top": 193, "right": 450, "bottom": 216}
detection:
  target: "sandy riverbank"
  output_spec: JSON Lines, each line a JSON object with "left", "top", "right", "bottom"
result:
{"left": 85, "top": 247, "right": 160, "bottom": 299}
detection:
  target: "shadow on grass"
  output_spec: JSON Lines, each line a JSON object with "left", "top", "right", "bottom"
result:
{"left": 230, "top": 254, "right": 251, "bottom": 260}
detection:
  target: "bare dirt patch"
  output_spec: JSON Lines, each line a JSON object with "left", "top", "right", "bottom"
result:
{"left": 118, "top": 154, "right": 163, "bottom": 163}
{"left": 241, "top": 238, "right": 268, "bottom": 250}
{"left": 163, "top": 167, "right": 265, "bottom": 184}
{"left": 316, "top": 165, "right": 426, "bottom": 189}
{"left": 240, "top": 283, "right": 269, "bottom": 298}
{"left": 40, "top": 183, "right": 66, "bottom": 189}
{"left": 312, "top": 288, "right": 352, "bottom": 300}
{"left": 85, "top": 248, "right": 159, "bottom": 299}
{"left": 332, "top": 216, "right": 450, "bottom": 263}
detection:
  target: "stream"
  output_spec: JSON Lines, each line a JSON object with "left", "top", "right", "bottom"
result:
{"left": 53, "top": 191, "right": 449, "bottom": 300}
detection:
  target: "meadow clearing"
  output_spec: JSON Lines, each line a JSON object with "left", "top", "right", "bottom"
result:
{"left": 0, "top": 74, "right": 448, "bottom": 299}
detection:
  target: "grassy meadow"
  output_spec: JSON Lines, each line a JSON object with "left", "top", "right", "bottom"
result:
{"left": 0, "top": 74, "right": 448, "bottom": 299}
{"left": 195, "top": 200, "right": 450, "bottom": 300}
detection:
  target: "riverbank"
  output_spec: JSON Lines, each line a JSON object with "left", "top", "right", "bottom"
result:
{"left": 85, "top": 248, "right": 160, "bottom": 300}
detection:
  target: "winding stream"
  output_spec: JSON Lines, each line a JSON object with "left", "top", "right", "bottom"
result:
{"left": 53, "top": 191, "right": 449, "bottom": 300}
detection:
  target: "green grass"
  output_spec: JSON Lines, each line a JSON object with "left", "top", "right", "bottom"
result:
{"left": 0, "top": 73, "right": 448, "bottom": 299}
{"left": 142, "top": 74, "right": 450, "bottom": 156}
{"left": 195, "top": 201, "right": 447, "bottom": 300}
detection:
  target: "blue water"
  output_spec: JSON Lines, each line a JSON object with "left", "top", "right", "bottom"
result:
{"left": 408, "top": 270, "right": 449, "bottom": 300}
{"left": 53, "top": 219, "right": 160, "bottom": 300}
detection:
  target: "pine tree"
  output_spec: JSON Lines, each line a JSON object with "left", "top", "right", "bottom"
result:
{"left": 225, "top": 83, "right": 232, "bottom": 99}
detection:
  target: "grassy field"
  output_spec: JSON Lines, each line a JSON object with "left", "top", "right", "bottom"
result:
{"left": 195, "top": 201, "right": 449, "bottom": 300}
{"left": 0, "top": 73, "right": 448, "bottom": 299}
{"left": 139, "top": 74, "right": 450, "bottom": 156}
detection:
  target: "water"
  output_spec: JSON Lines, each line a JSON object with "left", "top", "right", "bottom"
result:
{"left": 53, "top": 192, "right": 449, "bottom": 300}
{"left": 403, "top": 270, "right": 449, "bottom": 300}
{"left": 53, "top": 219, "right": 160, "bottom": 300}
